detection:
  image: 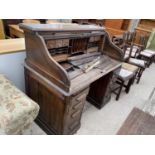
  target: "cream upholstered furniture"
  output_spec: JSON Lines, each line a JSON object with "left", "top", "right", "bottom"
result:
{"left": 140, "top": 49, "right": 155, "bottom": 67}
{"left": 112, "top": 63, "right": 138, "bottom": 100}
{"left": 121, "top": 32, "right": 146, "bottom": 84}
{"left": 0, "top": 74, "right": 39, "bottom": 135}
{"left": 128, "top": 57, "right": 146, "bottom": 84}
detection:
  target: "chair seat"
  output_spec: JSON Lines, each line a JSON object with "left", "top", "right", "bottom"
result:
{"left": 122, "top": 62, "right": 139, "bottom": 73}
{"left": 116, "top": 68, "right": 134, "bottom": 81}
{"left": 143, "top": 49, "right": 155, "bottom": 55}
{"left": 129, "top": 58, "right": 146, "bottom": 68}
{"left": 0, "top": 74, "right": 39, "bottom": 135}
{"left": 140, "top": 51, "right": 154, "bottom": 58}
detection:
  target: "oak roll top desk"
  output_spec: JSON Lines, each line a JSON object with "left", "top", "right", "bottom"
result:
{"left": 20, "top": 23, "right": 123, "bottom": 134}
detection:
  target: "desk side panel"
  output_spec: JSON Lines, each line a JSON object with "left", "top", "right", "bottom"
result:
{"left": 24, "top": 32, "right": 70, "bottom": 91}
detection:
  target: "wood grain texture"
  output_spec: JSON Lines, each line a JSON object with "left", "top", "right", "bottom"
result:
{"left": 105, "top": 27, "right": 125, "bottom": 39}
{"left": 25, "top": 68, "right": 89, "bottom": 134}
{"left": 0, "top": 38, "right": 25, "bottom": 55}
{"left": 9, "top": 25, "right": 24, "bottom": 38}
{"left": 117, "top": 108, "right": 155, "bottom": 135}
{"left": 104, "top": 19, "right": 124, "bottom": 29}
{"left": 21, "top": 23, "right": 123, "bottom": 134}
{"left": 0, "top": 20, "right": 5, "bottom": 39}
{"left": 87, "top": 72, "right": 113, "bottom": 109}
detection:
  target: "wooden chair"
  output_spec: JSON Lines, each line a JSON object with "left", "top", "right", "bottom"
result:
{"left": 126, "top": 33, "right": 154, "bottom": 68}
{"left": 22, "top": 19, "right": 40, "bottom": 24}
{"left": 139, "top": 35, "right": 155, "bottom": 67}
{"left": 123, "top": 31, "right": 141, "bottom": 59}
{"left": 120, "top": 32, "right": 146, "bottom": 84}
{"left": 117, "top": 32, "right": 138, "bottom": 60}
{"left": 112, "top": 63, "right": 138, "bottom": 100}
{"left": 127, "top": 46, "right": 146, "bottom": 84}
{"left": 126, "top": 32, "right": 154, "bottom": 66}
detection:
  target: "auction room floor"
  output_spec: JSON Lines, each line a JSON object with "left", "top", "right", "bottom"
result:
{"left": 25, "top": 63, "right": 155, "bottom": 135}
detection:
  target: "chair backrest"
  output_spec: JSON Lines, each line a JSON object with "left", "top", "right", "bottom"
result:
{"left": 121, "top": 31, "right": 138, "bottom": 60}
{"left": 122, "top": 31, "right": 129, "bottom": 44}
{"left": 139, "top": 35, "right": 149, "bottom": 50}
{"left": 128, "top": 31, "right": 136, "bottom": 45}
{"left": 122, "top": 31, "right": 135, "bottom": 46}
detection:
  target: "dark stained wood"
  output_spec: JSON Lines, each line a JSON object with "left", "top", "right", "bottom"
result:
{"left": 117, "top": 108, "right": 155, "bottom": 135}
{"left": 9, "top": 25, "right": 24, "bottom": 38}
{"left": 25, "top": 68, "right": 89, "bottom": 134}
{"left": 72, "top": 19, "right": 131, "bottom": 40}
{"left": 87, "top": 72, "right": 113, "bottom": 109}
{"left": 21, "top": 23, "right": 123, "bottom": 134}
{"left": 68, "top": 52, "right": 100, "bottom": 61}
{"left": 53, "top": 54, "right": 69, "bottom": 62}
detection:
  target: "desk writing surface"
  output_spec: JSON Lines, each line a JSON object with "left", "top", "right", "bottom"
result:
{"left": 70, "top": 56, "right": 121, "bottom": 94}
{"left": 0, "top": 38, "right": 25, "bottom": 55}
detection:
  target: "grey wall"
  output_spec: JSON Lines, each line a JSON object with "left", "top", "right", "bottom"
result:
{"left": 0, "top": 51, "right": 26, "bottom": 92}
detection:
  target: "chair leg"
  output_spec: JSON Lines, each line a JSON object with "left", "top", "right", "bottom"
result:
{"left": 147, "top": 58, "right": 152, "bottom": 67}
{"left": 131, "top": 74, "right": 136, "bottom": 85}
{"left": 149, "top": 57, "right": 153, "bottom": 66}
{"left": 137, "top": 68, "right": 144, "bottom": 84}
{"left": 116, "top": 81, "right": 124, "bottom": 101}
{"left": 125, "top": 77, "right": 133, "bottom": 93}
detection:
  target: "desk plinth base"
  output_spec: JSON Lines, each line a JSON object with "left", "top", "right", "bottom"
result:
{"left": 87, "top": 72, "right": 113, "bottom": 109}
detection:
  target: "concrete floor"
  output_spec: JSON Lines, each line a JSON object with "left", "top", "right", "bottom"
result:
{"left": 27, "top": 63, "right": 155, "bottom": 135}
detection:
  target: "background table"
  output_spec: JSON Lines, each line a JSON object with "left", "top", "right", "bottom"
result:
{"left": 9, "top": 24, "right": 24, "bottom": 38}
{"left": 117, "top": 107, "right": 155, "bottom": 135}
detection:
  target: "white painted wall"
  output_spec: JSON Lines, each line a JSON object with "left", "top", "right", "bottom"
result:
{"left": 0, "top": 51, "right": 26, "bottom": 92}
